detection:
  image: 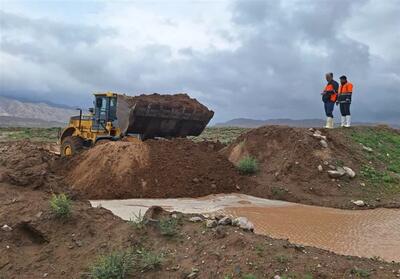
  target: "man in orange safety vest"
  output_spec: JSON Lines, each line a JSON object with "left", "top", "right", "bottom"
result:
{"left": 321, "top": 73, "right": 338, "bottom": 128}
{"left": 337, "top": 75, "right": 354, "bottom": 127}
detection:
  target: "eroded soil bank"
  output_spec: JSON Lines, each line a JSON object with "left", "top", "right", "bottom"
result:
{"left": 1, "top": 185, "right": 400, "bottom": 279}
{"left": 222, "top": 126, "right": 400, "bottom": 209}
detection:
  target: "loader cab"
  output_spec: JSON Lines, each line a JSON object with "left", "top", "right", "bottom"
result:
{"left": 92, "top": 93, "right": 117, "bottom": 131}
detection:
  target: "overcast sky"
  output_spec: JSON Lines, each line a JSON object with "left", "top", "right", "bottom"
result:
{"left": 0, "top": 0, "right": 399, "bottom": 124}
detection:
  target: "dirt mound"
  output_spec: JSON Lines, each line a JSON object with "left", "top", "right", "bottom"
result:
{"left": 0, "top": 141, "right": 63, "bottom": 191}
{"left": 222, "top": 125, "right": 399, "bottom": 208}
{"left": 122, "top": 93, "right": 211, "bottom": 112}
{"left": 66, "top": 139, "right": 245, "bottom": 199}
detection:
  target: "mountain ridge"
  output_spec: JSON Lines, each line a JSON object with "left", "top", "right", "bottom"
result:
{"left": 0, "top": 96, "right": 76, "bottom": 127}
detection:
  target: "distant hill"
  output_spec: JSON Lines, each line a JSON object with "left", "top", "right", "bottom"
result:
{"left": 215, "top": 118, "right": 400, "bottom": 129}
{"left": 0, "top": 116, "right": 65, "bottom": 128}
{"left": 0, "top": 96, "right": 75, "bottom": 127}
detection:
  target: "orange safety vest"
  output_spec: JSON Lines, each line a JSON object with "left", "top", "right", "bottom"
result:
{"left": 323, "top": 83, "right": 337, "bottom": 102}
{"left": 339, "top": 82, "right": 353, "bottom": 95}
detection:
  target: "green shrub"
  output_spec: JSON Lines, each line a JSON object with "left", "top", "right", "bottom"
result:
{"left": 50, "top": 193, "right": 71, "bottom": 218}
{"left": 242, "top": 274, "right": 257, "bottom": 279}
{"left": 255, "top": 243, "right": 265, "bottom": 256}
{"left": 128, "top": 210, "right": 146, "bottom": 230}
{"left": 137, "top": 249, "right": 163, "bottom": 271}
{"left": 350, "top": 268, "right": 370, "bottom": 278}
{"left": 237, "top": 156, "right": 258, "bottom": 174}
{"left": 159, "top": 218, "right": 178, "bottom": 236}
{"left": 90, "top": 250, "right": 134, "bottom": 279}
{"left": 275, "top": 255, "right": 289, "bottom": 264}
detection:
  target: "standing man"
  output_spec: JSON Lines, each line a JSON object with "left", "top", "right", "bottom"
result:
{"left": 337, "top": 75, "right": 353, "bottom": 127}
{"left": 322, "top": 73, "right": 338, "bottom": 129}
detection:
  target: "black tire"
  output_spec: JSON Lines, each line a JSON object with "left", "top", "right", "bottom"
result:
{"left": 61, "top": 136, "right": 84, "bottom": 157}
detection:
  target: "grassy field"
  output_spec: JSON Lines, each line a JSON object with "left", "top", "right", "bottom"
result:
{"left": 0, "top": 127, "right": 59, "bottom": 142}
{"left": 346, "top": 127, "right": 400, "bottom": 194}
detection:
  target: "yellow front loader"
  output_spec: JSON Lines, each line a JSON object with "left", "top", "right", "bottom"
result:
{"left": 58, "top": 92, "right": 213, "bottom": 156}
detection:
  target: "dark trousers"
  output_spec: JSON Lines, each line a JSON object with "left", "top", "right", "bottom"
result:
{"left": 324, "top": 102, "right": 334, "bottom": 117}
{"left": 340, "top": 103, "right": 351, "bottom": 116}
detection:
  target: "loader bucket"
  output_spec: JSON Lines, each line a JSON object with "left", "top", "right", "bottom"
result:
{"left": 116, "top": 94, "right": 214, "bottom": 139}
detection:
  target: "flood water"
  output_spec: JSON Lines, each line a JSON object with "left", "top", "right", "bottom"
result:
{"left": 90, "top": 194, "right": 400, "bottom": 262}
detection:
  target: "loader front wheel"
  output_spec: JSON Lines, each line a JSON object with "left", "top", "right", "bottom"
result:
{"left": 61, "top": 136, "right": 84, "bottom": 157}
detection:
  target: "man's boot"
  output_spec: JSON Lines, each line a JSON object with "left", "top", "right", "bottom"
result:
{"left": 345, "top": 115, "right": 351, "bottom": 127}
{"left": 328, "top": 117, "right": 334, "bottom": 129}
{"left": 324, "top": 117, "right": 330, "bottom": 128}
{"left": 341, "top": 116, "right": 346, "bottom": 127}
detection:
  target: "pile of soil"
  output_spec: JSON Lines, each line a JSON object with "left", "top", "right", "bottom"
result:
{"left": 1, "top": 184, "right": 399, "bottom": 279}
{"left": 0, "top": 141, "right": 65, "bottom": 192}
{"left": 221, "top": 125, "right": 399, "bottom": 208}
{"left": 65, "top": 139, "right": 246, "bottom": 199}
{"left": 121, "top": 93, "right": 212, "bottom": 114}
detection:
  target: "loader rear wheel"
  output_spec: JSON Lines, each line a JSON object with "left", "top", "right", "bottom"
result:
{"left": 61, "top": 136, "right": 83, "bottom": 157}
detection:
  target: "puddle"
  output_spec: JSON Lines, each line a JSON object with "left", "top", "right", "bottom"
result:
{"left": 91, "top": 193, "right": 400, "bottom": 262}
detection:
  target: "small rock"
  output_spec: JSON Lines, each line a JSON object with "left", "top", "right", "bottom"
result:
{"left": 308, "top": 128, "right": 315, "bottom": 132}
{"left": 210, "top": 183, "right": 217, "bottom": 189}
{"left": 314, "top": 130, "right": 322, "bottom": 135}
{"left": 171, "top": 265, "right": 180, "bottom": 270}
{"left": 206, "top": 220, "right": 217, "bottom": 228}
{"left": 187, "top": 268, "right": 199, "bottom": 278}
{"left": 215, "top": 226, "right": 226, "bottom": 239}
{"left": 189, "top": 216, "right": 203, "bottom": 222}
{"left": 1, "top": 225, "right": 12, "bottom": 232}
{"left": 320, "top": 140, "right": 328, "bottom": 148}
{"left": 343, "top": 166, "right": 356, "bottom": 178}
{"left": 360, "top": 182, "right": 366, "bottom": 187}
{"left": 35, "top": 211, "right": 43, "bottom": 218}
{"left": 192, "top": 178, "right": 199, "bottom": 183}
{"left": 75, "top": 240, "right": 82, "bottom": 247}
{"left": 327, "top": 170, "right": 345, "bottom": 178}
{"left": 232, "top": 217, "right": 254, "bottom": 231}
{"left": 328, "top": 165, "right": 336, "bottom": 170}
{"left": 362, "top": 145, "right": 373, "bottom": 152}
{"left": 217, "top": 217, "right": 232, "bottom": 226}
{"left": 323, "top": 161, "right": 329, "bottom": 166}
{"left": 171, "top": 213, "right": 178, "bottom": 219}
{"left": 43, "top": 273, "right": 48, "bottom": 278}
{"left": 186, "top": 272, "right": 198, "bottom": 278}
{"left": 235, "top": 185, "right": 241, "bottom": 191}
{"left": 274, "top": 275, "right": 281, "bottom": 279}
{"left": 336, "top": 166, "right": 346, "bottom": 174}
{"left": 317, "top": 165, "right": 323, "bottom": 172}
{"left": 213, "top": 214, "right": 225, "bottom": 221}
{"left": 352, "top": 200, "right": 365, "bottom": 207}
{"left": 313, "top": 132, "right": 327, "bottom": 140}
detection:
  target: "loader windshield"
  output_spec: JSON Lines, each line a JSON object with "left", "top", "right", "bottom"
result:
{"left": 93, "top": 95, "right": 117, "bottom": 130}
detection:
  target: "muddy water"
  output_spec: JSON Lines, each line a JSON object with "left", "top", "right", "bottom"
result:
{"left": 91, "top": 193, "right": 400, "bottom": 262}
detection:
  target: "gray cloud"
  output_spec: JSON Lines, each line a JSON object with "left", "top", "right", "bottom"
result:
{"left": 0, "top": 1, "right": 399, "bottom": 124}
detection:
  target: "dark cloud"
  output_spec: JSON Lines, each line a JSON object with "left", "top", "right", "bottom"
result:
{"left": 0, "top": 1, "right": 399, "bottom": 124}
{"left": 0, "top": 11, "right": 114, "bottom": 45}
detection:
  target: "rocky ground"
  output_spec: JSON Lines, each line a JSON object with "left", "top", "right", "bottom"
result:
{"left": 1, "top": 184, "right": 400, "bottom": 279}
